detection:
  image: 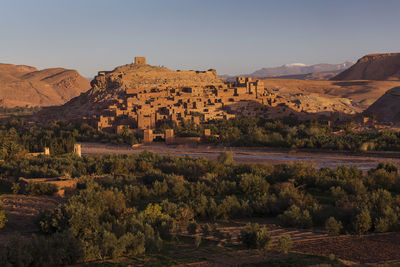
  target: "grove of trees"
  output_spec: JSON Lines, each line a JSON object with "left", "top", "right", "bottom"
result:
{"left": 0, "top": 151, "right": 399, "bottom": 265}
{"left": 176, "top": 117, "right": 400, "bottom": 152}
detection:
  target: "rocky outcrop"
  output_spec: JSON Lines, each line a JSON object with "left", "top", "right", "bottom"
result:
{"left": 332, "top": 53, "right": 400, "bottom": 81}
{"left": 0, "top": 63, "right": 90, "bottom": 107}
{"left": 364, "top": 87, "right": 400, "bottom": 124}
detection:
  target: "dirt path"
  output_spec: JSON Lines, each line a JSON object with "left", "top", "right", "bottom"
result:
{"left": 81, "top": 142, "right": 400, "bottom": 169}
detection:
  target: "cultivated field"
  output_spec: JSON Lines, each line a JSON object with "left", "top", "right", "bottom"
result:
{"left": 293, "top": 232, "right": 400, "bottom": 265}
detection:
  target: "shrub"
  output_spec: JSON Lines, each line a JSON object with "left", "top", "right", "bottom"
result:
{"left": 240, "top": 223, "right": 272, "bottom": 250}
{"left": 0, "top": 201, "right": 7, "bottom": 229}
{"left": 345, "top": 179, "right": 367, "bottom": 195}
{"left": 171, "top": 181, "right": 189, "bottom": 200}
{"left": 239, "top": 173, "right": 270, "bottom": 197}
{"left": 218, "top": 195, "right": 242, "bottom": 219}
{"left": 11, "top": 183, "right": 20, "bottom": 194}
{"left": 369, "top": 169, "right": 397, "bottom": 190}
{"left": 256, "top": 227, "right": 273, "bottom": 253}
{"left": 217, "top": 152, "right": 234, "bottom": 165}
{"left": 375, "top": 162, "right": 398, "bottom": 174}
{"left": 26, "top": 182, "right": 58, "bottom": 196}
{"left": 374, "top": 217, "right": 391, "bottom": 233}
{"left": 275, "top": 183, "right": 305, "bottom": 212}
{"left": 354, "top": 208, "right": 372, "bottom": 234}
{"left": 278, "top": 205, "right": 312, "bottom": 228}
{"left": 187, "top": 221, "right": 199, "bottom": 234}
{"left": 325, "top": 217, "right": 343, "bottom": 235}
{"left": 240, "top": 223, "right": 259, "bottom": 249}
{"left": 330, "top": 186, "right": 346, "bottom": 199}
{"left": 278, "top": 235, "right": 292, "bottom": 254}
{"left": 0, "top": 212, "right": 6, "bottom": 229}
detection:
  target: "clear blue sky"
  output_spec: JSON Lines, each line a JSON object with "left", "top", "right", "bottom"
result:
{"left": 1, "top": 0, "right": 399, "bottom": 77}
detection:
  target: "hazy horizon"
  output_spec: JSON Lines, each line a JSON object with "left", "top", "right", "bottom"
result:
{"left": 1, "top": 0, "right": 400, "bottom": 77}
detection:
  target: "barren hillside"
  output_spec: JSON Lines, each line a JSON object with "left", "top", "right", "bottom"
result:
{"left": 332, "top": 53, "right": 400, "bottom": 81}
{"left": 364, "top": 86, "right": 400, "bottom": 125}
{"left": 0, "top": 63, "right": 91, "bottom": 107}
{"left": 262, "top": 79, "right": 400, "bottom": 110}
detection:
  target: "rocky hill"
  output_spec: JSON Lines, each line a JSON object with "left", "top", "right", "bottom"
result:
{"left": 38, "top": 62, "right": 224, "bottom": 121}
{"left": 0, "top": 63, "right": 90, "bottom": 107}
{"left": 36, "top": 57, "right": 400, "bottom": 130}
{"left": 332, "top": 53, "right": 400, "bottom": 81}
{"left": 364, "top": 86, "right": 400, "bottom": 125}
{"left": 38, "top": 59, "right": 375, "bottom": 129}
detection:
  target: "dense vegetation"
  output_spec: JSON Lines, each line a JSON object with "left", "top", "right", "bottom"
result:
{"left": 0, "top": 114, "right": 399, "bottom": 265}
{"left": 0, "top": 201, "right": 6, "bottom": 229}
{"left": 0, "top": 106, "right": 40, "bottom": 117}
{"left": 1, "top": 151, "right": 399, "bottom": 265}
{"left": 175, "top": 117, "right": 400, "bottom": 152}
{"left": 25, "top": 182, "right": 58, "bottom": 196}
{"left": 1, "top": 116, "right": 400, "bottom": 162}
{"left": 0, "top": 119, "right": 141, "bottom": 160}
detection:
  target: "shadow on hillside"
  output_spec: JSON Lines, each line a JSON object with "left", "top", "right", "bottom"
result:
{"left": 332, "top": 81, "right": 370, "bottom": 87}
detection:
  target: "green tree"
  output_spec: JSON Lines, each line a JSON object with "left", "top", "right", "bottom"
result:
{"left": 26, "top": 182, "right": 58, "bottom": 196}
{"left": 325, "top": 217, "right": 343, "bottom": 235}
{"left": 278, "top": 235, "right": 293, "bottom": 254}
{"left": 278, "top": 205, "right": 312, "bottom": 228}
{"left": 239, "top": 173, "right": 270, "bottom": 197}
{"left": 354, "top": 208, "right": 372, "bottom": 234}
{"left": 217, "top": 151, "right": 234, "bottom": 165}
{"left": 240, "top": 223, "right": 272, "bottom": 251}
{"left": 0, "top": 201, "right": 7, "bottom": 229}
{"left": 256, "top": 227, "right": 273, "bottom": 254}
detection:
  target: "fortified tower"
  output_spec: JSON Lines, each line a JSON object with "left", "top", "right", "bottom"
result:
{"left": 74, "top": 143, "right": 82, "bottom": 157}
{"left": 134, "top": 57, "right": 146, "bottom": 65}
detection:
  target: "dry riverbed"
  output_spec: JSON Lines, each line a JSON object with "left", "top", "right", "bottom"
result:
{"left": 81, "top": 142, "right": 400, "bottom": 169}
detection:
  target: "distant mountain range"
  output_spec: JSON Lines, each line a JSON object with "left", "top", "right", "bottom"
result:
{"left": 249, "top": 62, "right": 354, "bottom": 78}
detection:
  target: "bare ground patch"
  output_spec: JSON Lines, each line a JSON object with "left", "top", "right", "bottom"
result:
{"left": 293, "top": 232, "right": 400, "bottom": 264}
{"left": 0, "top": 194, "right": 61, "bottom": 244}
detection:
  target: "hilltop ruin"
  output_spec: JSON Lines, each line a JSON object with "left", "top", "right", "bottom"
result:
{"left": 38, "top": 57, "right": 363, "bottom": 133}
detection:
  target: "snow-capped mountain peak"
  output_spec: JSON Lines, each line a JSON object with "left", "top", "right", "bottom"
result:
{"left": 283, "top": 63, "right": 308, "bottom": 67}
